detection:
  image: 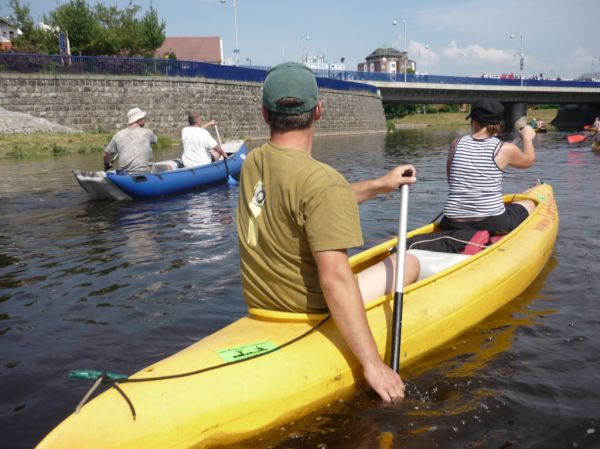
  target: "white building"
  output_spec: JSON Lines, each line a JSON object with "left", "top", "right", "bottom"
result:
{"left": 0, "top": 17, "right": 22, "bottom": 50}
{"left": 303, "top": 52, "right": 345, "bottom": 71}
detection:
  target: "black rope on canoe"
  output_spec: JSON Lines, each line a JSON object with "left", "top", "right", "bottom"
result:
{"left": 119, "top": 314, "right": 331, "bottom": 384}
{"left": 112, "top": 383, "right": 136, "bottom": 420}
{"left": 77, "top": 315, "right": 331, "bottom": 419}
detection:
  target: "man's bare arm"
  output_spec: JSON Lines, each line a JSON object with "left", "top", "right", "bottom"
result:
{"left": 313, "top": 249, "right": 405, "bottom": 402}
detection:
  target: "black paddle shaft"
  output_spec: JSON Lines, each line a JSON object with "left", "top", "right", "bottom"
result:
{"left": 390, "top": 290, "right": 404, "bottom": 372}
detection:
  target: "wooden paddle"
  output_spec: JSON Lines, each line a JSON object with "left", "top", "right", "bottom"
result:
{"left": 390, "top": 169, "right": 412, "bottom": 373}
{"left": 213, "top": 125, "right": 238, "bottom": 185}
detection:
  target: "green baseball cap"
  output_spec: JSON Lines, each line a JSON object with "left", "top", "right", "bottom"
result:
{"left": 262, "top": 62, "right": 319, "bottom": 115}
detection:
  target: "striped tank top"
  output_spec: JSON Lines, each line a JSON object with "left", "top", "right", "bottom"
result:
{"left": 444, "top": 135, "right": 505, "bottom": 218}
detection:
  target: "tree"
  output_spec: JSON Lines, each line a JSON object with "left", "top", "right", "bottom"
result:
{"left": 8, "top": 0, "right": 167, "bottom": 57}
{"left": 8, "top": 0, "right": 55, "bottom": 53}
{"left": 94, "top": 2, "right": 142, "bottom": 56}
{"left": 46, "top": 0, "right": 103, "bottom": 56}
{"left": 139, "top": 5, "right": 166, "bottom": 58}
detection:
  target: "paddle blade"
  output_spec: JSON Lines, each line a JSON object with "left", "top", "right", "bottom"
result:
{"left": 567, "top": 134, "right": 586, "bottom": 144}
{"left": 227, "top": 175, "right": 238, "bottom": 186}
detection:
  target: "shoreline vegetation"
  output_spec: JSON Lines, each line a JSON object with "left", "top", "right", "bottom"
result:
{"left": 0, "top": 108, "right": 558, "bottom": 159}
{"left": 0, "top": 132, "right": 177, "bottom": 159}
{"left": 390, "top": 108, "right": 558, "bottom": 130}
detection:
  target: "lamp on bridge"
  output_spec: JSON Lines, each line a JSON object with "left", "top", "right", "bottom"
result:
{"left": 299, "top": 34, "right": 310, "bottom": 64}
{"left": 591, "top": 56, "right": 600, "bottom": 81}
{"left": 220, "top": 0, "right": 240, "bottom": 66}
{"left": 509, "top": 32, "right": 524, "bottom": 86}
{"left": 392, "top": 18, "right": 407, "bottom": 83}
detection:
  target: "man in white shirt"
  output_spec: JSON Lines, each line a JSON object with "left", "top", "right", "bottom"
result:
{"left": 181, "top": 112, "right": 227, "bottom": 167}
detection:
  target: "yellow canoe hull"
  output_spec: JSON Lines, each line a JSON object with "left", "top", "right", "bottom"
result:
{"left": 36, "top": 183, "right": 559, "bottom": 449}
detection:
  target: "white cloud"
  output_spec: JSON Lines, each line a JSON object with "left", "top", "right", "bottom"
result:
{"left": 409, "top": 41, "right": 439, "bottom": 62}
{"left": 408, "top": 41, "right": 439, "bottom": 73}
{"left": 441, "top": 40, "right": 514, "bottom": 65}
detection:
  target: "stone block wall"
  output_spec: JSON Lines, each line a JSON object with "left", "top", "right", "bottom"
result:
{"left": 0, "top": 73, "right": 386, "bottom": 138}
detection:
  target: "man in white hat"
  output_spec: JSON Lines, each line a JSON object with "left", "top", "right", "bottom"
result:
{"left": 103, "top": 107, "right": 158, "bottom": 173}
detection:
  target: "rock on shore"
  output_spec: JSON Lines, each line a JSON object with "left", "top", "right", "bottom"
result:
{"left": 0, "top": 108, "right": 80, "bottom": 134}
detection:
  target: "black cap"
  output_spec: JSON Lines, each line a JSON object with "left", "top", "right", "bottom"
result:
{"left": 466, "top": 99, "right": 504, "bottom": 125}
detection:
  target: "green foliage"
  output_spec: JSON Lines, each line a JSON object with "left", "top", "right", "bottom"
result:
{"left": 384, "top": 103, "right": 418, "bottom": 119}
{"left": 530, "top": 104, "right": 559, "bottom": 110}
{"left": 386, "top": 119, "right": 396, "bottom": 133}
{"left": 139, "top": 5, "right": 166, "bottom": 58}
{"left": 384, "top": 103, "right": 463, "bottom": 119}
{"left": 438, "top": 104, "right": 460, "bottom": 113}
{"left": 51, "top": 143, "right": 68, "bottom": 155}
{"left": 7, "top": 0, "right": 166, "bottom": 57}
{"left": 155, "top": 135, "right": 176, "bottom": 150}
{"left": 8, "top": 0, "right": 56, "bottom": 53}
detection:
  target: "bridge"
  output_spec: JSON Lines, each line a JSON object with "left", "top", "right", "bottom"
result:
{"left": 309, "top": 70, "right": 600, "bottom": 128}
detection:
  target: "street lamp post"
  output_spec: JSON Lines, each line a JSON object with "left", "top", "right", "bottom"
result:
{"left": 220, "top": 0, "right": 239, "bottom": 65}
{"left": 509, "top": 32, "right": 524, "bottom": 86}
{"left": 591, "top": 57, "right": 600, "bottom": 81}
{"left": 392, "top": 18, "right": 407, "bottom": 82}
{"left": 299, "top": 34, "right": 310, "bottom": 64}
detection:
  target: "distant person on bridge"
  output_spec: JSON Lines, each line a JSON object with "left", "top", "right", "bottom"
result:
{"left": 103, "top": 107, "right": 157, "bottom": 173}
{"left": 440, "top": 98, "right": 537, "bottom": 235}
{"left": 236, "top": 61, "right": 419, "bottom": 403}
{"left": 181, "top": 112, "right": 228, "bottom": 168}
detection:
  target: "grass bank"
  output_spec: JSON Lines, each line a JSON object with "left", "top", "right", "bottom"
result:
{"left": 0, "top": 133, "right": 177, "bottom": 158}
{"left": 392, "top": 108, "right": 558, "bottom": 129}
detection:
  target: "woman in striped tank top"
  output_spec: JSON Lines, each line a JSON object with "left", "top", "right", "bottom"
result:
{"left": 440, "top": 99, "right": 537, "bottom": 235}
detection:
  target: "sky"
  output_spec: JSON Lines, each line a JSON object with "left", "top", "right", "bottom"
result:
{"left": 1, "top": 0, "right": 598, "bottom": 79}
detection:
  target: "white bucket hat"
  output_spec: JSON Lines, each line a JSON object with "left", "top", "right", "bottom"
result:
{"left": 127, "top": 107, "right": 147, "bottom": 125}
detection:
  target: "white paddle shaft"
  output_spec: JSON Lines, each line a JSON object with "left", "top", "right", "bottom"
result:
{"left": 394, "top": 184, "right": 409, "bottom": 295}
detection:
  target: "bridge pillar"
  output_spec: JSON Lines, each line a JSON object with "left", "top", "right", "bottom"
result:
{"left": 500, "top": 102, "right": 527, "bottom": 141}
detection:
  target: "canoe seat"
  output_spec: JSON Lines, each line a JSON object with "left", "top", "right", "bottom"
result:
{"left": 408, "top": 249, "right": 471, "bottom": 281}
{"left": 152, "top": 160, "right": 181, "bottom": 172}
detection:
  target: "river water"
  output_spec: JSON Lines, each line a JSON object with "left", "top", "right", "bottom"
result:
{"left": 1, "top": 129, "right": 599, "bottom": 449}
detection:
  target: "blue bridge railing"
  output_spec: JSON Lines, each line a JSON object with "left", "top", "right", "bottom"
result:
{"left": 1, "top": 53, "right": 599, "bottom": 91}
{"left": 0, "top": 53, "right": 378, "bottom": 94}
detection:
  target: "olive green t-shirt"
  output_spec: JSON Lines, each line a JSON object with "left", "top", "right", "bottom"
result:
{"left": 236, "top": 142, "right": 363, "bottom": 312}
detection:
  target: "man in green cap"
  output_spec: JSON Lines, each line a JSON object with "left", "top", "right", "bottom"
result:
{"left": 236, "top": 62, "right": 419, "bottom": 402}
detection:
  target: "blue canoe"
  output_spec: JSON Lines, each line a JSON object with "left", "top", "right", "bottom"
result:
{"left": 74, "top": 140, "right": 247, "bottom": 200}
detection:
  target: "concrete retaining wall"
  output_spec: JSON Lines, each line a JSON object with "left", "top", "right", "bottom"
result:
{"left": 0, "top": 73, "right": 386, "bottom": 138}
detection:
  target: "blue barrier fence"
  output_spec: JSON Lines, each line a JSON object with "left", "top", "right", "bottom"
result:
{"left": 0, "top": 53, "right": 378, "bottom": 94}
{"left": 1, "top": 53, "right": 599, "bottom": 91}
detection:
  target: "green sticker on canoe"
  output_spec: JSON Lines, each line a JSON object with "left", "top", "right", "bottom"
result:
{"left": 218, "top": 340, "right": 278, "bottom": 363}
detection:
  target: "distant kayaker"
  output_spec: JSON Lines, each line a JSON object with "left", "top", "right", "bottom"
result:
{"left": 236, "top": 62, "right": 419, "bottom": 402}
{"left": 181, "top": 112, "right": 228, "bottom": 167}
{"left": 537, "top": 118, "right": 546, "bottom": 130}
{"left": 529, "top": 117, "right": 538, "bottom": 129}
{"left": 592, "top": 132, "right": 600, "bottom": 151}
{"left": 440, "top": 98, "right": 537, "bottom": 235}
{"left": 103, "top": 107, "right": 157, "bottom": 173}
{"left": 593, "top": 117, "right": 600, "bottom": 132}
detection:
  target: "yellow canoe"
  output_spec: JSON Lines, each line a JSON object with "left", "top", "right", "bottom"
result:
{"left": 36, "top": 182, "right": 558, "bottom": 449}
